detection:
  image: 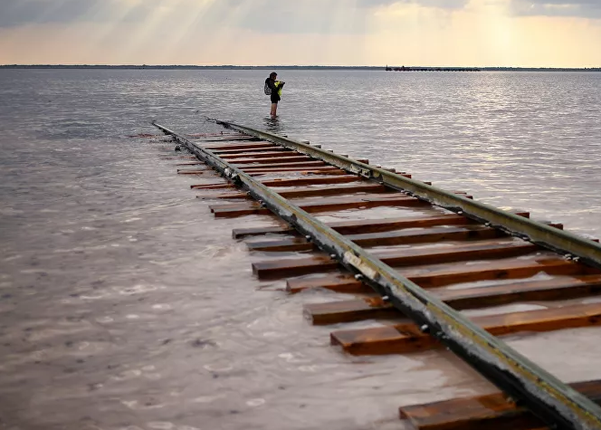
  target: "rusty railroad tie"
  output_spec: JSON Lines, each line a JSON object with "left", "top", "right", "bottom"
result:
{"left": 153, "top": 121, "right": 601, "bottom": 430}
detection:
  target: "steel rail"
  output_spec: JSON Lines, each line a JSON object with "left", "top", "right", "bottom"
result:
{"left": 215, "top": 120, "right": 601, "bottom": 270}
{"left": 152, "top": 121, "right": 601, "bottom": 430}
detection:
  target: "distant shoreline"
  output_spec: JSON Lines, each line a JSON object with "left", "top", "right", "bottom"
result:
{"left": 0, "top": 64, "right": 600, "bottom": 72}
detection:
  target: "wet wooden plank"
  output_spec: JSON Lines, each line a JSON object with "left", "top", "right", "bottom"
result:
{"left": 253, "top": 239, "right": 538, "bottom": 279}
{"left": 188, "top": 132, "right": 248, "bottom": 138}
{"left": 228, "top": 156, "right": 314, "bottom": 164}
{"left": 205, "top": 183, "right": 389, "bottom": 201}
{"left": 268, "top": 183, "right": 388, "bottom": 199}
{"left": 248, "top": 225, "right": 507, "bottom": 252}
{"left": 232, "top": 225, "right": 301, "bottom": 239}
{"left": 203, "top": 144, "right": 274, "bottom": 151}
{"left": 251, "top": 220, "right": 558, "bottom": 252}
{"left": 232, "top": 214, "right": 470, "bottom": 238}
{"left": 197, "top": 138, "right": 258, "bottom": 143}
{"left": 259, "top": 176, "right": 364, "bottom": 187}
{"left": 219, "top": 150, "right": 296, "bottom": 159}
{"left": 305, "top": 297, "right": 400, "bottom": 325}
{"left": 198, "top": 191, "right": 248, "bottom": 200}
{"left": 212, "top": 194, "right": 430, "bottom": 218}
{"left": 191, "top": 133, "right": 250, "bottom": 139}
{"left": 343, "top": 224, "right": 508, "bottom": 247}
{"left": 202, "top": 142, "right": 276, "bottom": 150}
{"left": 190, "top": 183, "right": 234, "bottom": 190}
{"left": 401, "top": 256, "right": 591, "bottom": 288}
{"left": 233, "top": 212, "right": 527, "bottom": 238}
{"left": 282, "top": 169, "right": 350, "bottom": 176}
{"left": 285, "top": 257, "right": 585, "bottom": 293}
{"left": 287, "top": 273, "right": 367, "bottom": 293}
{"left": 436, "top": 274, "right": 601, "bottom": 309}
{"left": 247, "top": 237, "right": 315, "bottom": 252}
{"left": 237, "top": 161, "right": 327, "bottom": 170}
{"left": 254, "top": 254, "right": 338, "bottom": 279}
{"left": 194, "top": 136, "right": 255, "bottom": 142}
{"left": 244, "top": 169, "right": 348, "bottom": 177}
{"left": 331, "top": 302, "right": 601, "bottom": 355}
{"left": 211, "top": 147, "right": 290, "bottom": 155}
{"left": 188, "top": 132, "right": 246, "bottom": 137}
{"left": 305, "top": 274, "right": 601, "bottom": 324}
{"left": 399, "top": 379, "right": 601, "bottom": 430}
{"left": 234, "top": 166, "right": 340, "bottom": 174}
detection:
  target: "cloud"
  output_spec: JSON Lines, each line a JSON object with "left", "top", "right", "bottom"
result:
{"left": 0, "top": 0, "right": 164, "bottom": 28}
{"left": 0, "top": 0, "right": 366, "bottom": 33}
{"left": 509, "top": 0, "right": 601, "bottom": 18}
{"left": 206, "top": 0, "right": 369, "bottom": 34}
{"left": 200, "top": 0, "right": 471, "bottom": 34}
{"left": 0, "top": 0, "right": 107, "bottom": 27}
{"left": 0, "top": 0, "right": 470, "bottom": 32}
{"left": 356, "top": 0, "right": 468, "bottom": 9}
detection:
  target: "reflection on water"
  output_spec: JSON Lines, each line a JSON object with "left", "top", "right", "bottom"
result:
{"left": 1, "top": 69, "right": 601, "bottom": 430}
{"left": 263, "top": 116, "right": 282, "bottom": 134}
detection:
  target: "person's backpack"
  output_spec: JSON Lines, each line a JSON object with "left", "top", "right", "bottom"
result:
{"left": 264, "top": 82, "right": 272, "bottom": 96}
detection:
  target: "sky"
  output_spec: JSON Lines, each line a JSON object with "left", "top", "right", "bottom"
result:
{"left": 0, "top": 0, "right": 600, "bottom": 67}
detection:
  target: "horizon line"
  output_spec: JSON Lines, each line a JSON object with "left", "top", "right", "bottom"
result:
{"left": 1, "top": 64, "right": 600, "bottom": 71}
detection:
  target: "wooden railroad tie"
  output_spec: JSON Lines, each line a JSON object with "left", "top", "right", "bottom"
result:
{"left": 399, "top": 379, "right": 601, "bottom": 430}
{"left": 329, "top": 302, "right": 601, "bottom": 355}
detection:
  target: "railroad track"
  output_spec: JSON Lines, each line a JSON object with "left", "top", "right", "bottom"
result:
{"left": 152, "top": 120, "right": 601, "bottom": 430}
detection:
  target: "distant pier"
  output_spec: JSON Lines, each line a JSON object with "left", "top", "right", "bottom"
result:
{"left": 385, "top": 65, "right": 480, "bottom": 72}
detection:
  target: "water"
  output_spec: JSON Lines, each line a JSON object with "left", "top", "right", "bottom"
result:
{"left": 1, "top": 69, "right": 601, "bottom": 430}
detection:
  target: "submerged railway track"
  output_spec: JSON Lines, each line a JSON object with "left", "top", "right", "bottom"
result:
{"left": 152, "top": 120, "right": 601, "bottom": 430}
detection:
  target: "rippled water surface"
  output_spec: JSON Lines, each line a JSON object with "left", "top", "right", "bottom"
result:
{"left": 1, "top": 69, "right": 601, "bottom": 430}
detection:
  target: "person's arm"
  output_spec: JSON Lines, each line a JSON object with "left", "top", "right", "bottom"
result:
{"left": 266, "top": 79, "right": 278, "bottom": 92}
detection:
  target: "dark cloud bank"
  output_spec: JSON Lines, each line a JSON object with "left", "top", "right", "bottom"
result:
{"left": 510, "top": 0, "right": 601, "bottom": 18}
{"left": 0, "top": 0, "right": 154, "bottom": 28}
{"left": 0, "top": 0, "right": 599, "bottom": 30}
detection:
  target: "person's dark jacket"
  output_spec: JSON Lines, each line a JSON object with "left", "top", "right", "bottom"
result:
{"left": 265, "top": 78, "right": 283, "bottom": 103}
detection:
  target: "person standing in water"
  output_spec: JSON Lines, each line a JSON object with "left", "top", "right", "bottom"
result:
{"left": 264, "top": 72, "right": 285, "bottom": 119}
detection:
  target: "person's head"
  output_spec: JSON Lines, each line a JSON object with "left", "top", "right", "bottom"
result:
{"left": 270, "top": 72, "right": 277, "bottom": 79}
